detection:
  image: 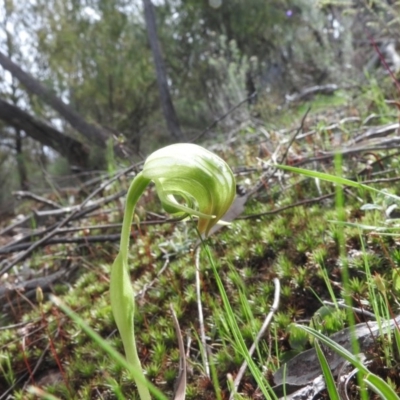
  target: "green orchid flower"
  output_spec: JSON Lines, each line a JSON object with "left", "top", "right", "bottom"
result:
{"left": 110, "top": 143, "right": 235, "bottom": 399}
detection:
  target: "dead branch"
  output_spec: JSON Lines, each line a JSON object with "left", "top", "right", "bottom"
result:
{"left": 12, "top": 191, "right": 62, "bottom": 209}
{"left": 0, "top": 163, "right": 140, "bottom": 276}
{"left": 0, "top": 232, "right": 136, "bottom": 254}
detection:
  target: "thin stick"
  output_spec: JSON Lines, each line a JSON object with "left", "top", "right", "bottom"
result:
{"left": 189, "top": 92, "right": 257, "bottom": 143}
{"left": 279, "top": 106, "right": 311, "bottom": 165}
{"left": 248, "top": 106, "right": 310, "bottom": 197}
{"left": 21, "top": 343, "right": 50, "bottom": 391}
{"left": 195, "top": 247, "right": 210, "bottom": 377}
{"left": 136, "top": 256, "right": 170, "bottom": 298}
{"left": 322, "top": 301, "right": 376, "bottom": 320}
{"left": 240, "top": 192, "right": 335, "bottom": 219}
{"left": 0, "top": 164, "right": 139, "bottom": 276}
{"left": 0, "top": 216, "right": 183, "bottom": 253}
{"left": 229, "top": 278, "right": 280, "bottom": 399}
{"left": 0, "top": 214, "right": 32, "bottom": 237}
{"left": 12, "top": 190, "right": 62, "bottom": 209}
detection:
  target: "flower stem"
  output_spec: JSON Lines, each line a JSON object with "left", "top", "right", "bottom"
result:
{"left": 111, "top": 172, "right": 151, "bottom": 400}
{"left": 120, "top": 172, "right": 151, "bottom": 259}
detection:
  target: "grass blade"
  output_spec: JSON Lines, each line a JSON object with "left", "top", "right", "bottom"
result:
{"left": 203, "top": 244, "right": 278, "bottom": 400}
{"left": 50, "top": 295, "right": 168, "bottom": 400}
{"left": 276, "top": 164, "right": 363, "bottom": 188}
{"left": 314, "top": 339, "right": 340, "bottom": 400}
{"left": 276, "top": 164, "right": 400, "bottom": 201}
{"left": 296, "top": 324, "right": 400, "bottom": 399}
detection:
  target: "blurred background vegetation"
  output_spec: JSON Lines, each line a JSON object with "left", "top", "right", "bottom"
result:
{"left": 0, "top": 0, "right": 399, "bottom": 213}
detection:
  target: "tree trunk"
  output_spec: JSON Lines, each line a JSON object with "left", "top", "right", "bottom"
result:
{"left": 0, "top": 98, "right": 89, "bottom": 167}
{"left": 142, "top": 0, "right": 184, "bottom": 141}
{"left": 0, "top": 50, "right": 110, "bottom": 149}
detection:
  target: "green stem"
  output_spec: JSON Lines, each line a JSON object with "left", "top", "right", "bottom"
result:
{"left": 111, "top": 172, "right": 151, "bottom": 400}
{"left": 120, "top": 172, "right": 151, "bottom": 259}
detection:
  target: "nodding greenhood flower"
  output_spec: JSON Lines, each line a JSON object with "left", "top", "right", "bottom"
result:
{"left": 142, "top": 143, "right": 236, "bottom": 235}
{"left": 110, "top": 143, "right": 235, "bottom": 400}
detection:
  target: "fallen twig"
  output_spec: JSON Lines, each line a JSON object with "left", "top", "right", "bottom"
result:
{"left": 12, "top": 191, "right": 62, "bottom": 209}
{"left": 0, "top": 217, "right": 189, "bottom": 255}
{"left": 229, "top": 278, "right": 280, "bottom": 399}
{"left": 285, "top": 84, "right": 339, "bottom": 103}
{"left": 195, "top": 247, "right": 210, "bottom": 377}
{"left": 240, "top": 193, "right": 335, "bottom": 220}
{"left": 248, "top": 106, "right": 310, "bottom": 197}
{"left": 0, "top": 232, "right": 133, "bottom": 254}
{"left": 0, "top": 190, "right": 126, "bottom": 253}
{"left": 0, "top": 268, "right": 70, "bottom": 298}
{"left": 189, "top": 92, "right": 257, "bottom": 143}
{"left": 0, "top": 191, "right": 124, "bottom": 267}
{"left": 293, "top": 137, "right": 400, "bottom": 167}
{"left": 322, "top": 301, "right": 376, "bottom": 320}
{"left": 0, "top": 163, "right": 140, "bottom": 276}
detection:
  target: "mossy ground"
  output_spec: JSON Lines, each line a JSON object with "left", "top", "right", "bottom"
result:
{"left": 2, "top": 87, "right": 400, "bottom": 399}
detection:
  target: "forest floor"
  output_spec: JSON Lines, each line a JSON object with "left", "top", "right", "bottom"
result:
{"left": 1, "top": 81, "right": 400, "bottom": 399}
